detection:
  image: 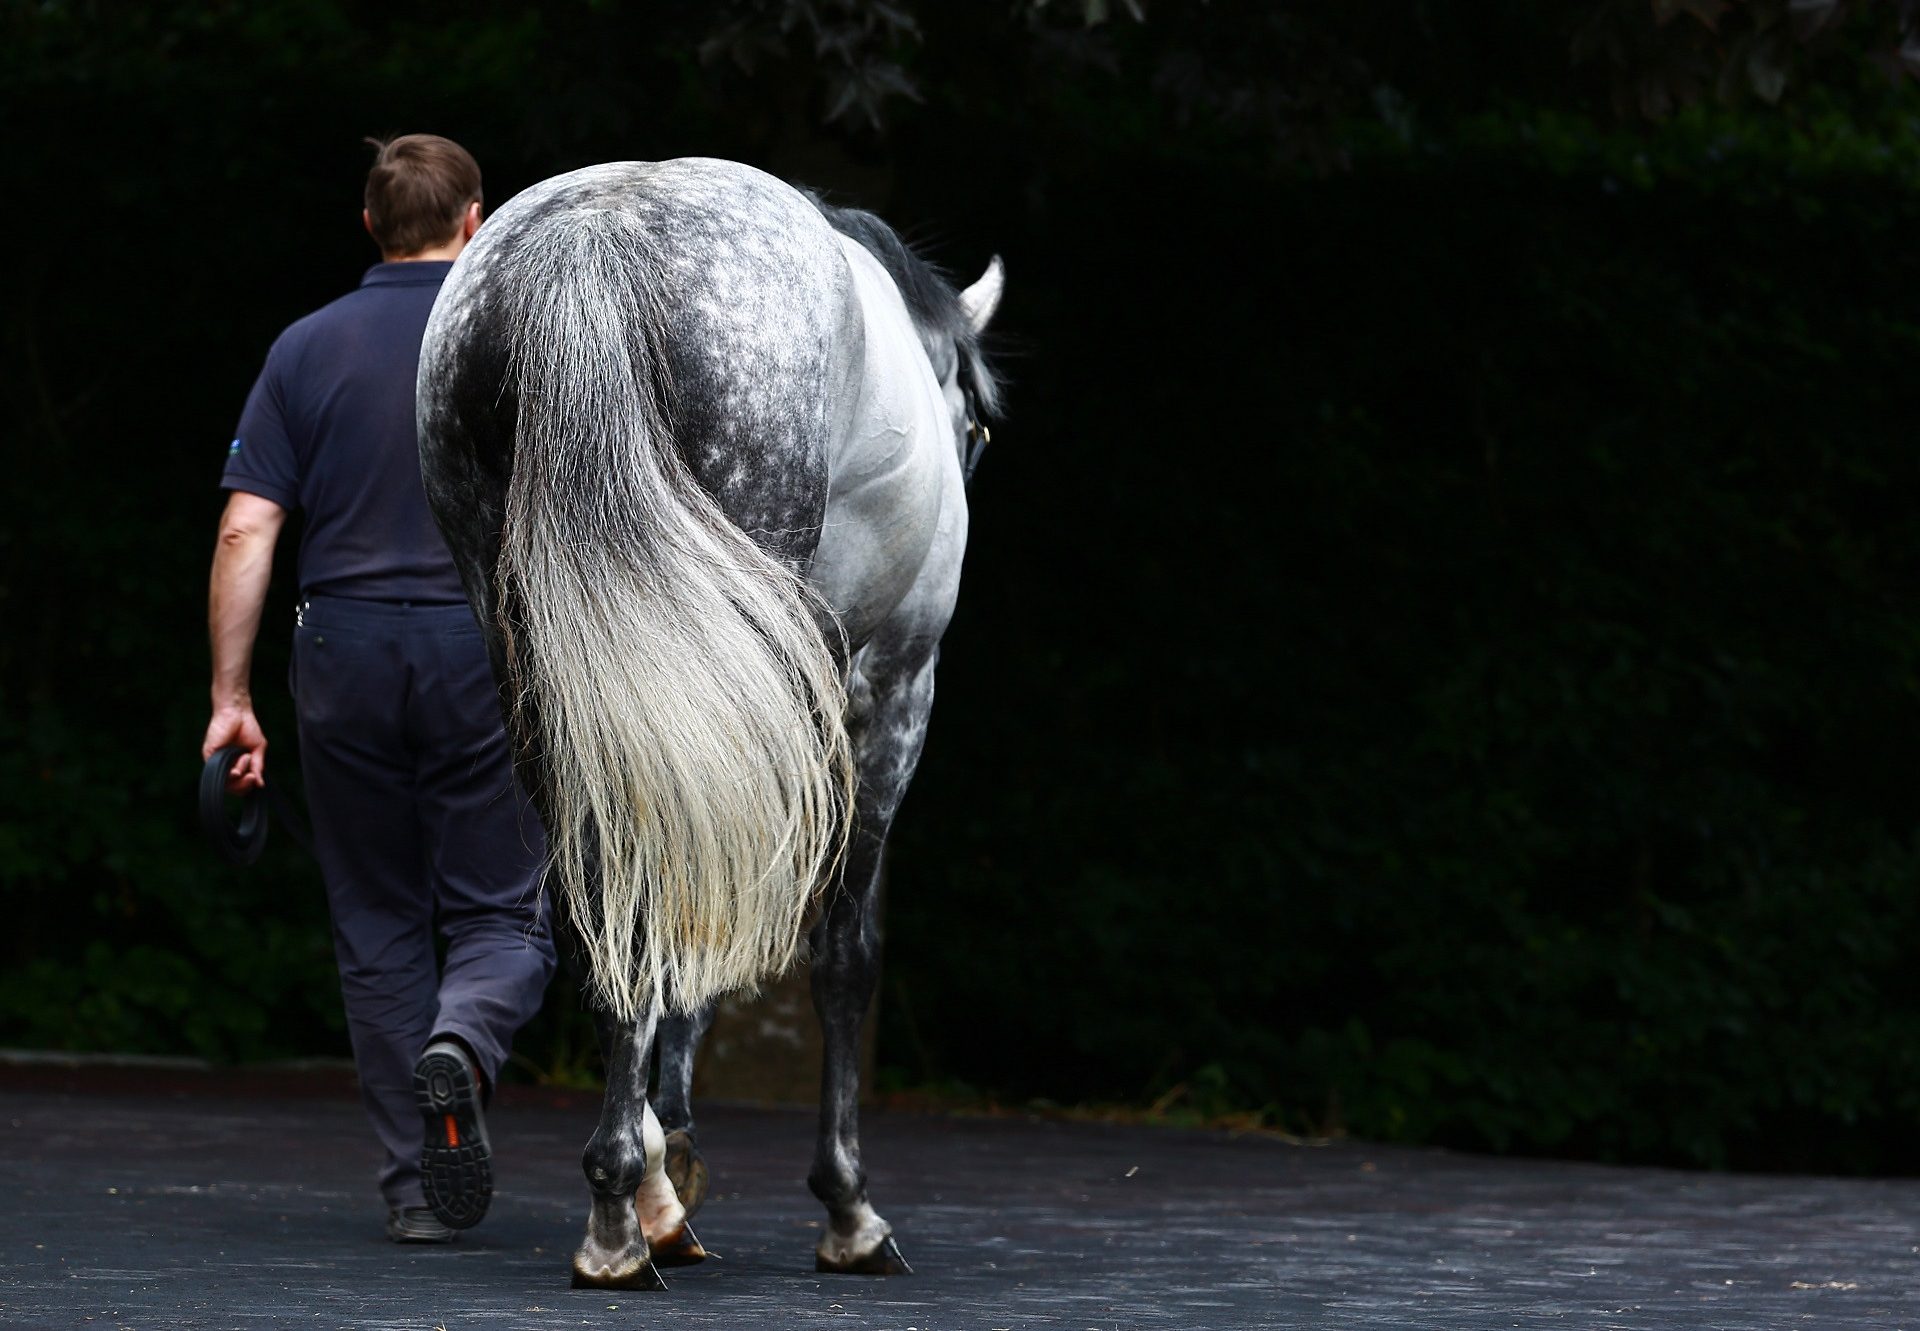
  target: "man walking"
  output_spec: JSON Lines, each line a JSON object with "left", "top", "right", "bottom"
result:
{"left": 201, "top": 134, "right": 555, "bottom": 1243}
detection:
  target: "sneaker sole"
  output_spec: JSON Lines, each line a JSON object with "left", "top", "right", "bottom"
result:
{"left": 386, "top": 1210, "right": 457, "bottom": 1244}
{"left": 415, "top": 1047, "right": 491, "bottom": 1230}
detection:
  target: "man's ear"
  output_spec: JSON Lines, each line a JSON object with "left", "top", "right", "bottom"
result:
{"left": 362, "top": 208, "right": 374, "bottom": 238}
{"left": 463, "top": 200, "right": 482, "bottom": 240}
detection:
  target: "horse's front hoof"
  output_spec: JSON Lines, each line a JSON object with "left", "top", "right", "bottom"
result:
{"left": 663, "top": 1129, "right": 710, "bottom": 1219}
{"left": 816, "top": 1234, "right": 911, "bottom": 1275}
{"left": 571, "top": 1251, "right": 668, "bottom": 1290}
{"left": 649, "top": 1220, "right": 709, "bottom": 1267}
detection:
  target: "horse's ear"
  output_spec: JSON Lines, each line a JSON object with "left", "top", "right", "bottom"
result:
{"left": 959, "top": 256, "right": 1004, "bottom": 334}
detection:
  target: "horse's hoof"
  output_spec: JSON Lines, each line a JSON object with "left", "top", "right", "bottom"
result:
{"left": 663, "top": 1129, "right": 710, "bottom": 1219}
{"left": 649, "top": 1221, "right": 708, "bottom": 1267}
{"left": 570, "top": 1255, "right": 667, "bottom": 1290}
{"left": 815, "top": 1234, "right": 911, "bottom": 1275}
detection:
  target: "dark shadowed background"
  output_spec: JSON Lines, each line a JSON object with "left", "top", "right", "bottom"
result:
{"left": 5, "top": 0, "right": 1920, "bottom": 1175}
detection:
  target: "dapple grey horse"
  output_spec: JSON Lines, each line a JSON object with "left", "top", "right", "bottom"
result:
{"left": 416, "top": 157, "right": 1000, "bottom": 1288}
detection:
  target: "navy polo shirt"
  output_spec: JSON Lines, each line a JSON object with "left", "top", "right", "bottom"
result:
{"left": 222, "top": 261, "right": 466, "bottom": 604}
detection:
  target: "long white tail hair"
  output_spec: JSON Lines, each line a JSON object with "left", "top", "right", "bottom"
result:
{"left": 494, "top": 206, "right": 851, "bottom": 1023}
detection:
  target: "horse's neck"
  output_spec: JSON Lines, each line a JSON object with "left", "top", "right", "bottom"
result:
{"left": 808, "top": 235, "right": 962, "bottom": 647}
{"left": 824, "top": 235, "right": 952, "bottom": 491}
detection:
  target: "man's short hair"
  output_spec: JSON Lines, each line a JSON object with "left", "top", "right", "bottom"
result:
{"left": 363, "top": 134, "right": 482, "bottom": 257}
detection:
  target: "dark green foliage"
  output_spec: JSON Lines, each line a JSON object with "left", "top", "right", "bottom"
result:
{"left": 888, "top": 109, "right": 1920, "bottom": 1172}
{"left": 5, "top": 3, "right": 1920, "bottom": 1174}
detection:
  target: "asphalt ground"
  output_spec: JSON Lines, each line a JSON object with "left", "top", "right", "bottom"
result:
{"left": 0, "top": 1065, "right": 1914, "bottom": 1329}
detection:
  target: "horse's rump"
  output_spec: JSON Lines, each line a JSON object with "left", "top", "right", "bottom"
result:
{"left": 420, "top": 160, "right": 858, "bottom": 1021}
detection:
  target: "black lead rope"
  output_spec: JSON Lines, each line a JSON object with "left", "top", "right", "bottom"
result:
{"left": 963, "top": 410, "right": 991, "bottom": 487}
{"left": 958, "top": 365, "right": 992, "bottom": 489}
{"left": 199, "top": 746, "right": 314, "bottom": 865}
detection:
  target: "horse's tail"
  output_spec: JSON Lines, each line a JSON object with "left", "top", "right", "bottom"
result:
{"left": 494, "top": 206, "right": 851, "bottom": 1022}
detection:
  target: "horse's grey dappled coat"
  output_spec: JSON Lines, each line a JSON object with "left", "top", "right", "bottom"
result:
{"left": 416, "top": 157, "right": 1000, "bottom": 1284}
{"left": 430, "top": 184, "right": 853, "bottom": 1026}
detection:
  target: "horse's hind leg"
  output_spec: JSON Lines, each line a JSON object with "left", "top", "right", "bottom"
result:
{"left": 571, "top": 1006, "right": 706, "bottom": 1289}
{"left": 808, "top": 650, "right": 935, "bottom": 1275}
{"left": 652, "top": 999, "right": 717, "bottom": 1218}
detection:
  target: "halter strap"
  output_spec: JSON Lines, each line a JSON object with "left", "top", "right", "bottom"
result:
{"left": 957, "top": 359, "right": 991, "bottom": 489}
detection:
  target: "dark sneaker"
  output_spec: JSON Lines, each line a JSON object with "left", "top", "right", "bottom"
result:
{"left": 414, "top": 1039, "right": 492, "bottom": 1230}
{"left": 386, "top": 1205, "right": 456, "bottom": 1244}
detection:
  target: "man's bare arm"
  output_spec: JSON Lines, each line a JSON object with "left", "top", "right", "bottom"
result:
{"left": 203, "top": 490, "right": 287, "bottom": 790}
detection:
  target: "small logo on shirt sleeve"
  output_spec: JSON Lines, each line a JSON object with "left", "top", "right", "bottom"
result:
{"left": 228, "top": 438, "right": 242, "bottom": 456}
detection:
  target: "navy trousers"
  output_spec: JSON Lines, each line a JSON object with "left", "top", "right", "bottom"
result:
{"left": 292, "top": 594, "right": 556, "bottom": 1207}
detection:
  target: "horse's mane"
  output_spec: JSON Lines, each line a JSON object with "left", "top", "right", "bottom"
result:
{"left": 805, "top": 194, "right": 1000, "bottom": 418}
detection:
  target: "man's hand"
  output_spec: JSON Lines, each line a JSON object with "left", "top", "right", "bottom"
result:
{"left": 203, "top": 704, "right": 268, "bottom": 792}
{"left": 206, "top": 490, "right": 286, "bottom": 793}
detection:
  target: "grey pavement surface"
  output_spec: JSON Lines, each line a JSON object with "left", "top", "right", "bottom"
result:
{"left": 0, "top": 1073, "right": 1915, "bottom": 1329}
